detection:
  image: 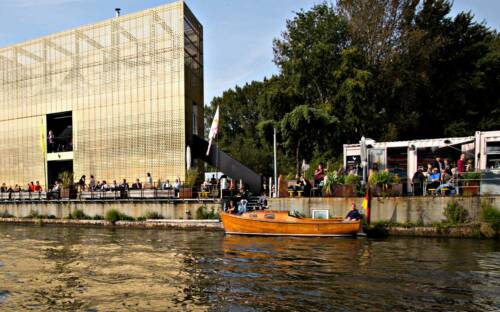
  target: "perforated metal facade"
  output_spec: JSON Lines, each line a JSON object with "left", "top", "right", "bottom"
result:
{"left": 0, "top": 1, "right": 203, "bottom": 189}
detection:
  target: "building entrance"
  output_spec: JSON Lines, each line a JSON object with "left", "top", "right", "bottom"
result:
{"left": 48, "top": 160, "right": 73, "bottom": 188}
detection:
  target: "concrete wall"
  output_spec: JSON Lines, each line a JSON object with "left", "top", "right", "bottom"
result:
{"left": 269, "top": 196, "right": 500, "bottom": 224}
{"left": 0, "top": 200, "right": 221, "bottom": 220}
{"left": 1, "top": 197, "right": 498, "bottom": 224}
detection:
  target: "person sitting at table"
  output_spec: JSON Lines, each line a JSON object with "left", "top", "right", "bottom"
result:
{"left": 293, "top": 175, "right": 305, "bottom": 191}
{"left": 257, "top": 192, "right": 268, "bottom": 210}
{"left": 162, "top": 179, "right": 172, "bottom": 190}
{"left": 131, "top": 179, "right": 142, "bottom": 190}
{"left": 427, "top": 168, "right": 441, "bottom": 190}
{"left": 48, "top": 180, "right": 61, "bottom": 199}
{"left": 0, "top": 183, "right": 7, "bottom": 192}
{"left": 201, "top": 179, "right": 210, "bottom": 192}
{"left": 34, "top": 181, "right": 42, "bottom": 192}
{"left": 100, "top": 180, "right": 110, "bottom": 191}
{"left": 345, "top": 202, "right": 362, "bottom": 221}
{"left": 110, "top": 180, "right": 119, "bottom": 191}
{"left": 120, "top": 179, "right": 129, "bottom": 191}
{"left": 436, "top": 168, "right": 457, "bottom": 195}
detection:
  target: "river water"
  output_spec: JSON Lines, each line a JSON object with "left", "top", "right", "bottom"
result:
{"left": 0, "top": 224, "right": 499, "bottom": 311}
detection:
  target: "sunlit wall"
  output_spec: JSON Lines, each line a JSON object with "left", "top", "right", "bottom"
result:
{"left": 0, "top": 1, "right": 203, "bottom": 189}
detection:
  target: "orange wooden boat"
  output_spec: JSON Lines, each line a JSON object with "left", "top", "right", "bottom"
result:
{"left": 220, "top": 210, "right": 361, "bottom": 237}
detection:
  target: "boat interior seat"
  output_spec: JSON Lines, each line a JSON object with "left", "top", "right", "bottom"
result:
{"left": 288, "top": 210, "right": 304, "bottom": 219}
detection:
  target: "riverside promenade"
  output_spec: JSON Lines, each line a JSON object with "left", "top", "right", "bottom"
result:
{"left": 0, "top": 196, "right": 498, "bottom": 222}
{"left": 0, "top": 196, "right": 499, "bottom": 239}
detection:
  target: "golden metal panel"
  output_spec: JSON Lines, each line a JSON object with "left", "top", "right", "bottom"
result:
{"left": 0, "top": 1, "right": 203, "bottom": 189}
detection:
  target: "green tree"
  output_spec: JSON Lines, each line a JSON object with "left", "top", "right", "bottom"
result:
{"left": 279, "top": 105, "right": 337, "bottom": 176}
{"left": 206, "top": 0, "right": 499, "bottom": 178}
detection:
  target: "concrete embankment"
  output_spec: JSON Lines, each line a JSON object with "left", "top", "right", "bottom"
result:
{"left": 1, "top": 196, "right": 499, "bottom": 238}
{"left": 269, "top": 196, "right": 500, "bottom": 224}
{"left": 0, "top": 218, "right": 223, "bottom": 229}
{"left": 0, "top": 199, "right": 221, "bottom": 219}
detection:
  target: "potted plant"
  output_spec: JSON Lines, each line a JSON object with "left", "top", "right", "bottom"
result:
{"left": 322, "top": 172, "right": 339, "bottom": 197}
{"left": 461, "top": 172, "right": 481, "bottom": 196}
{"left": 368, "top": 171, "right": 402, "bottom": 196}
{"left": 58, "top": 171, "right": 77, "bottom": 199}
{"left": 179, "top": 169, "right": 199, "bottom": 199}
{"left": 333, "top": 174, "right": 360, "bottom": 197}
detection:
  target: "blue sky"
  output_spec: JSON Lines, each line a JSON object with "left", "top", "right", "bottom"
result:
{"left": 0, "top": 0, "right": 498, "bottom": 104}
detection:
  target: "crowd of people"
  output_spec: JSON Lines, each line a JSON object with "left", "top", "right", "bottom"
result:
{"left": 77, "top": 173, "right": 185, "bottom": 195}
{"left": 0, "top": 181, "right": 43, "bottom": 193}
{"left": 411, "top": 153, "right": 474, "bottom": 196}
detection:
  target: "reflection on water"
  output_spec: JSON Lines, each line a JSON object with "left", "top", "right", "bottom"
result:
{"left": 0, "top": 224, "right": 499, "bottom": 311}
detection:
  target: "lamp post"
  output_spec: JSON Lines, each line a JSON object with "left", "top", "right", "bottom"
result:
{"left": 273, "top": 127, "right": 278, "bottom": 198}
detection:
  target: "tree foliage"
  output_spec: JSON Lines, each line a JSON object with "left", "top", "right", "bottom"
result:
{"left": 205, "top": 0, "right": 500, "bottom": 177}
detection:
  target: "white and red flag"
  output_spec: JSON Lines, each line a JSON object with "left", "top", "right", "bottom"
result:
{"left": 206, "top": 105, "right": 220, "bottom": 156}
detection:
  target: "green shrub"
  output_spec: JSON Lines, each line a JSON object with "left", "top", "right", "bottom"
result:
{"left": 58, "top": 171, "right": 74, "bottom": 188}
{"left": 92, "top": 215, "right": 103, "bottom": 220}
{"left": 142, "top": 211, "right": 164, "bottom": 220}
{"left": 137, "top": 216, "right": 146, "bottom": 221}
{"left": 461, "top": 172, "right": 481, "bottom": 181}
{"left": 69, "top": 209, "right": 89, "bottom": 220}
{"left": 0, "top": 210, "right": 14, "bottom": 218}
{"left": 24, "top": 210, "right": 55, "bottom": 219}
{"left": 368, "top": 171, "right": 397, "bottom": 186}
{"left": 344, "top": 174, "right": 360, "bottom": 185}
{"left": 26, "top": 210, "right": 40, "bottom": 219}
{"left": 196, "top": 205, "right": 218, "bottom": 219}
{"left": 480, "top": 200, "right": 500, "bottom": 231}
{"left": 443, "top": 201, "right": 468, "bottom": 224}
{"left": 105, "top": 209, "right": 135, "bottom": 222}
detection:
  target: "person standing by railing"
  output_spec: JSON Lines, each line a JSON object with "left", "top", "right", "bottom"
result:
{"left": 89, "top": 175, "right": 96, "bottom": 191}
{"left": 457, "top": 154, "right": 466, "bottom": 173}
{"left": 314, "top": 163, "right": 325, "bottom": 187}
{"left": 145, "top": 172, "right": 153, "bottom": 189}
{"left": 77, "top": 175, "right": 86, "bottom": 192}
{"left": 34, "top": 181, "right": 42, "bottom": 192}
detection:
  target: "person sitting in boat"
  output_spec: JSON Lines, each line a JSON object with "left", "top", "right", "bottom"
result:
{"left": 345, "top": 202, "right": 362, "bottom": 221}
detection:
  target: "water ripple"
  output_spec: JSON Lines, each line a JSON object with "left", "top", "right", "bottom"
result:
{"left": 0, "top": 224, "right": 499, "bottom": 311}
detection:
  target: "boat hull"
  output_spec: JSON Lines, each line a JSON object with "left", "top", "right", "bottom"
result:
{"left": 221, "top": 211, "right": 361, "bottom": 237}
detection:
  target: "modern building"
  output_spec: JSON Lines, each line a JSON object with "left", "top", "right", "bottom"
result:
{"left": 0, "top": 1, "right": 203, "bottom": 188}
{"left": 343, "top": 130, "right": 500, "bottom": 191}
